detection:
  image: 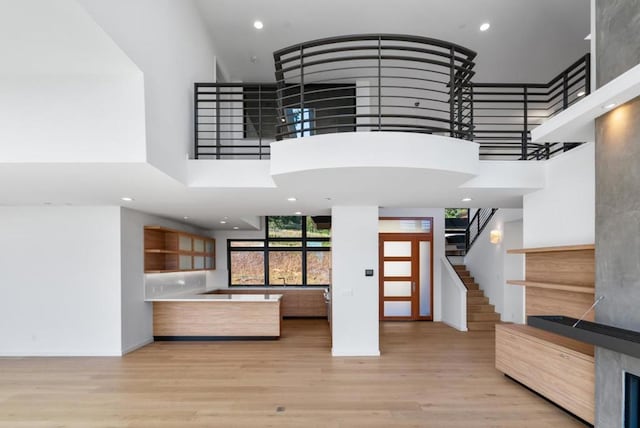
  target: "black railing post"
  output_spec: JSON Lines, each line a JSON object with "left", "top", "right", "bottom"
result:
{"left": 562, "top": 71, "right": 569, "bottom": 109}
{"left": 585, "top": 53, "right": 591, "bottom": 95}
{"left": 523, "top": 85, "right": 528, "bottom": 151}
{"left": 521, "top": 131, "right": 528, "bottom": 160}
{"left": 258, "top": 84, "right": 263, "bottom": 159}
{"left": 449, "top": 47, "right": 455, "bottom": 137}
{"left": 215, "top": 85, "right": 221, "bottom": 160}
{"left": 299, "top": 45, "right": 305, "bottom": 132}
{"left": 377, "top": 36, "right": 382, "bottom": 131}
{"left": 469, "top": 83, "right": 475, "bottom": 140}
{"left": 194, "top": 83, "right": 199, "bottom": 159}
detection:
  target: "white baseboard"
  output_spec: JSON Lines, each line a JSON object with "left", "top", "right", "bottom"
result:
{"left": 441, "top": 319, "right": 468, "bottom": 332}
{"left": 0, "top": 350, "right": 122, "bottom": 357}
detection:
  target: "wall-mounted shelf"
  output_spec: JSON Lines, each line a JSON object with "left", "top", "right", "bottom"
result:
{"left": 507, "top": 280, "right": 595, "bottom": 294}
{"left": 507, "top": 244, "right": 594, "bottom": 254}
{"left": 144, "top": 226, "right": 215, "bottom": 273}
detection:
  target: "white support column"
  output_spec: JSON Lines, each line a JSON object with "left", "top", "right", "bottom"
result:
{"left": 330, "top": 206, "right": 380, "bottom": 356}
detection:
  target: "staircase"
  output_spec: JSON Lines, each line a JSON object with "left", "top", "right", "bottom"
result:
{"left": 453, "top": 264, "right": 501, "bottom": 331}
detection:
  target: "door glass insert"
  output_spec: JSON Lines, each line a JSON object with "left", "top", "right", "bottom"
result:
{"left": 384, "top": 301, "right": 412, "bottom": 317}
{"left": 383, "top": 241, "right": 411, "bottom": 257}
{"left": 383, "top": 261, "right": 411, "bottom": 277}
{"left": 384, "top": 281, "right": 412, "bottom": 297}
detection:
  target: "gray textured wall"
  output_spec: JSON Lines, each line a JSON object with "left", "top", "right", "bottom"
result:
{"left": 596, "top": 0, "right": 640, "bottom": 87}
{"left": 595, "top": 3, "right": 640, "bottom": 425}
{"left": 595, "top": 29, "right": 640, "bottom": 425}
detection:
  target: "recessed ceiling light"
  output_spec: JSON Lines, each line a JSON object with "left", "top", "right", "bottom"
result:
{"left": 576, "top": 91, "right": 586, "bottom": 97}
{"left": 121, "top": 197, "right": 134, "bottom": 202}
{"left": 462, "top": 197, "right": 472, "bottom": 202}
{"left": 287, "top": 197, "right": 297, "bottom": 202}
{"left": 604, "top": 103, "right": 617, "bottom": 110}
{"left": 281, "top": 118, "right": 286, "bottom": 122}
{"left": 253, "top": 20, "right": 263, "bottom": 30}
{"left": 220, "top": 220, "right": 227, "bottom": 224}
{"left": 183, "top": 216, "right": 189, "bottom": 220}
{"left": 295, "top": 211, "right": 302, "bottom": 215}
{"left": 233, "top": 226, "right": 239, "bottom": 230}
{"left": 479, "top": 22, "right": 490, "bottom": 32}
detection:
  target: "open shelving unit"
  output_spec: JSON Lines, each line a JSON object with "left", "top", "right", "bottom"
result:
{"left": 497, "top": 243, "right": 595, "bottom": 424}
{"left": 144, "top": 226, "right": 215, "bottom": 273}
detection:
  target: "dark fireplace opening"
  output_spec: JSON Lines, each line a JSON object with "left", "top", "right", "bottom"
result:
{"left": 626, "top": 372, "right": 640, "bottom": 428}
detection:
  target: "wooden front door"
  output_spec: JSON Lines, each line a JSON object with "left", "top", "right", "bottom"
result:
{"left": 379, "top": 234, "right": 433, "bottom": 321}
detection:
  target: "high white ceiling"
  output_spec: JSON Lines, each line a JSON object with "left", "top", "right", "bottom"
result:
{"left": 196, "top": 0, "right": 590, "bottom": 83}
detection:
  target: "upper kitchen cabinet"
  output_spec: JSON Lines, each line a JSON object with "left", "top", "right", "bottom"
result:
{"left": 144, "top": 226, "right": 215, "bottom": 273}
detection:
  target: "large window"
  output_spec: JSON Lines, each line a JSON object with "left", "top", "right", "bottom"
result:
{"left": 228, "top": 216, "right": 331, "bottom": 286}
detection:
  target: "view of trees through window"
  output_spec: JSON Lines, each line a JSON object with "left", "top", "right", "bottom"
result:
{"left": 229, "top": 216, "right": 331, "bottom": 286}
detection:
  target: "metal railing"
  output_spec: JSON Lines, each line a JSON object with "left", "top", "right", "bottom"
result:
{"left": 193, "top": 36, "right": 590, "bottom": 161}
{"left": 273, "top": 34, "right": 476, "bottom": 141}
{"left": 473, "top": 54, "right": 590, "bottom": 160}
{"left": 465, "top": 208, "right": 498, "bottom": 252}
{"left": 194, "top": 83, "right": 277, "bottom": 159}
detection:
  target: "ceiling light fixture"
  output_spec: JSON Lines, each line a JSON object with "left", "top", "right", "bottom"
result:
{"left": 576, "top": 91, "right": 586, "bottom": 97}
{"left": 479, "top": 22, "right": 490, "bottom": 32}
{"left": 121, "top": 197, "right": 134, "bottom": 202}
{"left": 462, "top": 197, "right": 472, "bottom": 202}
{"left": 253, "top": 20, "right": 263, "bottom": 30}
{"left": 295, "top": 211, "right": 302, "bottom": 215}
{"left": 183, "top": 216, "right": 189, "bottom": 220}
{"left": 220, "top": 220, "right": 227, "bottom": 224}
{"left": 287, "top": 197, "right": 297, "bottom": 202}
{"left": 604, "top": 103, "right": 617, "bottom": 110}
{"left": 233, "top": 226, "right": 239, "bottom": 230}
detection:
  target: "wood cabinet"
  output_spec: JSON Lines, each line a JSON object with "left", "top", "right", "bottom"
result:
{"left": 498, "top": 244, "right": 595, "bottom": 424}
{"left": 144, "top": 226, "right": 215, "bottom": 273}
{"left": 208, "top": 289, "right": 327, "bottom": 317}
{"left": 496, "top": 324, "right": 594, "bottom": 423}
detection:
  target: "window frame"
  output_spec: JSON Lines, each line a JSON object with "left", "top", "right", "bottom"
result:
{"left": 227, "top": 216, "right": 330, "bottom": 287}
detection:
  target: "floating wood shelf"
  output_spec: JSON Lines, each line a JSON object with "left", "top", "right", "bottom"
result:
{"left": 507, "top": 244, "right": 594, "bottom": 254}
{"left": 506, "top": 280, "right": 595, "bottom": 294}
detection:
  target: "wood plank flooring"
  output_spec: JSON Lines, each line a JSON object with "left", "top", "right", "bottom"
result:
{"left": 0, "top": 320, "right": 588, "bottom": 428}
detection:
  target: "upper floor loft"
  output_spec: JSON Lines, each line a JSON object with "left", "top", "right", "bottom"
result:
{"left": 195, "top": 34, "right": 591, "bottom": 161}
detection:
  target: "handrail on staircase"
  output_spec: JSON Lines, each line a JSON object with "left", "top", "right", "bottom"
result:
{"left": 465, "top": 208, "right": 498, "bottom": 253}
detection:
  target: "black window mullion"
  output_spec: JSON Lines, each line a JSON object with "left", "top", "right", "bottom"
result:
{"left": 302, "top": 216, "right": 308, "bottom": 287}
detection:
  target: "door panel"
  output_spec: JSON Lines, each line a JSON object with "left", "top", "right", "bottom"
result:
{"left": 379, "top": 232, "right": 433, "bottom": 321}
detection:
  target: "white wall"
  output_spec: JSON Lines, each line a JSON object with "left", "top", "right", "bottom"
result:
{"left": 523, "top": 142, "right": 595, "bottom": 247}
{"left": 120, "top": 208, "right": 208, "bottom": 353}
{"left": 0, "top": 207, "right": 122, "bottom": 356}
{"left": 463, "top": 209, "right": 523, "bottom": 322}
{"left": 378, "top": 208, "right": 445, "bottom": 321}
{"left": 331, "top": 206, "right": 379, "bottom": 356}
{"left": 441, "top": 258, "right": 468, "bottom": 331}
{"left": 0, "top": 0, "right": 146, "bottom": 163}
{"left": 78, "top": 0, "right": 221, "bottom": 181}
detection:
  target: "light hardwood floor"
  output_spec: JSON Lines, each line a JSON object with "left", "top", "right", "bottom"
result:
{"left": 0, "top": 320, "right": 588, "bottom": 428}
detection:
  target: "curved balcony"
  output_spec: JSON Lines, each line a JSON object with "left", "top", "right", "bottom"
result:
{"left": 273, "top": 34, "right": 476, "bottom": 141}
{"left": 194, "top": 34, "right": 590, "bottom": 161}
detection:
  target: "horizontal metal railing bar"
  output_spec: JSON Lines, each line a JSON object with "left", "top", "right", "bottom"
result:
{"left": 273, "top": 33, "right": 476, "bottom": 60}
{"left": 274, "top": 43, "right": 476, "bottom": 71}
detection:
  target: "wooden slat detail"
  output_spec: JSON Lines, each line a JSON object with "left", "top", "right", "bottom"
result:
{"left": 507, "top": 280, "right": 595, "bottom": 294}
{"left": 153, "top": 301, "right": 281, "bottom": 337}
{"left": 496, "top": 324, "right": 594, "bottom": 424}
{"left": 507, "top": 244, "right": 595, "bottom": 254}
{"left": 526, "top": 250, "right": 594, "bottom": 286}
{"left": 526, "top": 287, "right": 595, "bottom": 321}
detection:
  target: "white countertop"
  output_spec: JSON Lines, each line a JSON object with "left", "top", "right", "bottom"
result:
{"left": 145, "top": 292, "right": 282, "bottom": 302}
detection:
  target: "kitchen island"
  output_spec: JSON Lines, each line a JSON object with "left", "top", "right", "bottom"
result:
{"left": 147, "top": 293, "right": 283, "bottom": 340}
